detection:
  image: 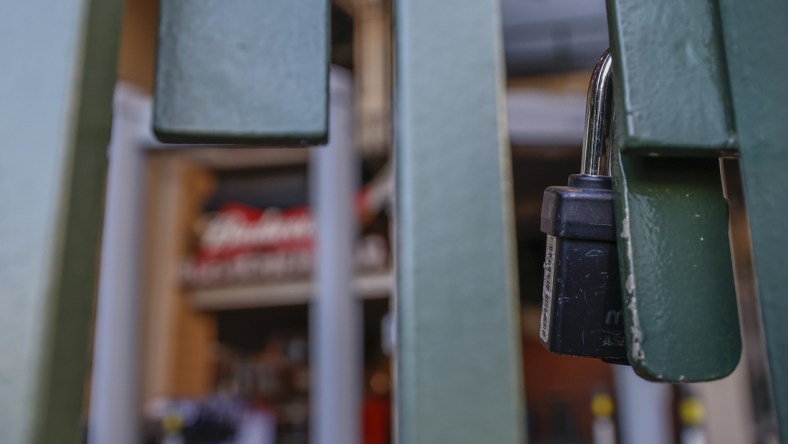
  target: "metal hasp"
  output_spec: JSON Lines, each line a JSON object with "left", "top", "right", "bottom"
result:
{"left": 610, "top": 150, "right": 740, "bottom": 382}
{"left": 395, "top": 0, "right": 525, "bottom": 442}
{"left": 606, "top": 0, "right": 741, "bottom": 382}
{"left": 716, "top": 0, "right": 788, "bottom": 439}
{"left": 0, "top": 0, "right": 124, "bottom": 442}
{"left": 153, "top": 0, "right": 329, "bottom": 145}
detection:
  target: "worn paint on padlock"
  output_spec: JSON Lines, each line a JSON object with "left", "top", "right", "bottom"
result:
{"left": 610, "top": 144, "right": 741, "bottom": 382}
{"left": 606, "top": 0, "right": 736, "bottom": 156}
{"left": 154, "top": 0, "right": 329, "bottom": 145}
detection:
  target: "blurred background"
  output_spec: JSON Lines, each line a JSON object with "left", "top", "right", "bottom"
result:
{"left": 83, "top": 0, "right": 775, "bottom": 443}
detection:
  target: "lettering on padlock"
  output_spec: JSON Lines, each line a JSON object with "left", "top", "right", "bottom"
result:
{"left": 539, "top": 235, "right": 557, "bottom": 344}
{"left": 605, "top": 309, "right": 622, "bottom": 326}
{"left": 538, "top": 49, "right": 628, "bottom": 363}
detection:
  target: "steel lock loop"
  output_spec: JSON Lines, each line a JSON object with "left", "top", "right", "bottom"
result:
{"left": 581, "top": 49, "right": 614, "bottom": 177}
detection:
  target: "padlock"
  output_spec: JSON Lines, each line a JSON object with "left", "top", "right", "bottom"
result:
{"left": 538, "top": 50, "right": 627, "bottom": 361}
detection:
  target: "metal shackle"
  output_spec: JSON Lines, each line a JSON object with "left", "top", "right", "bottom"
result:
{"left": 580, "top": 49, "right": 614, "bottom": 177}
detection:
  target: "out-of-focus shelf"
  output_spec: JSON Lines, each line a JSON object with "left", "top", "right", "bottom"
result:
{"left": 188, "top": 270, "right": 393, "bottom": 311}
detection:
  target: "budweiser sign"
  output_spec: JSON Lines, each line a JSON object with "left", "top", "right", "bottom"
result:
{"left": 182, "top": 203, "right": 388, "bottom": 288}
{"left": 197, "top": 204, "right": 314, "bottom": 259}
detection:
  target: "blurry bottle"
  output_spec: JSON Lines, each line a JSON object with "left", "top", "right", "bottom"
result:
{"left": 679, "top": 389, "right": 707, "bottom": 444}
{"left": 591, "top": 391, "right": 617, "bottom": 444}
{"left": 363, "top": 356, "right": 392, "bottom": 444}
{"left": 161, "top": 412, "right": 184, "bottom": 444}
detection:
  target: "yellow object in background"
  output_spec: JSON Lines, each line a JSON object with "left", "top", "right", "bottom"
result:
{"left": 680, "top": 398, "right": 706, "bottom": 426}
{"left": 161, "top": 412, "right": 183, "bottom": 434}
{"left": 591, "top": 393, "right": 615, "bottom": 418}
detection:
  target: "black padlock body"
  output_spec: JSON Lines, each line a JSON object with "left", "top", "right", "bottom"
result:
{"left": 541, "top": 175, "right": 616, "bottom": 241}
{"left": 539, "top": 174, "right": 626, "bottom": 360}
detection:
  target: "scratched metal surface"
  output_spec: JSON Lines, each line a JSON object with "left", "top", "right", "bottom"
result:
{"left": 717, "top": 0, "right": 788, "bottom": 438}
{"left": 606, "top": 0, "right": 736, "bottom": 156}
{"left": 611, "top": 143, "right": 741, "bottom": 382}
{"left": 154, "top": 0, "right": 329, "bottom": 145}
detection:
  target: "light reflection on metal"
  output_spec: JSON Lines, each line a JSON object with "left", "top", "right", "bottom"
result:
{"left": 581, "top": 49, "right": 613, "bottom": 176}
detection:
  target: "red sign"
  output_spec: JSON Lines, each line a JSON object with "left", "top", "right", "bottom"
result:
{"left": 182, "top": 202, "right": 387, "bottom": 288}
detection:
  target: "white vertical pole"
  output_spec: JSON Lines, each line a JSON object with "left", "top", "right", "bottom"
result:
{"left": 310, "top": 68, "right": 360, "bottom": 444}
{"left": 89, "top": 84, "right": 151, "bottom": 444}
{"left": 614, "top": 366, "right": 672, "bottom": 444}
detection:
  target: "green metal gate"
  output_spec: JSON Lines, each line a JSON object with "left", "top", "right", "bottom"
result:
{"left": 0, "top": 0, "right": 786, "bottom": 443}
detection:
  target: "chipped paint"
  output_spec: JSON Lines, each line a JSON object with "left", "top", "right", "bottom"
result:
{"left": 621, "top": 209, "right": 637, "bottom": 297}
{"left": 616, "top": 167, "right": 645, "bottom": 364}
{"left": 627, "top": 295, "right": 645, "bottom": 362}
{"left": 618, "top": 159, "right": 646, "bottom": 367}
{"left": 625, "top": 274, "right": 636, "bottom": 294}
{"left": 620, "top": 215, "right": 630, "bottom": 239}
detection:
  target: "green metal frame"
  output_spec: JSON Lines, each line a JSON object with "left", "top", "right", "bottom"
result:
{"left": 607, "top": 0, "right": 788, "bottom": 430}
{"left": 0, "top": 0, "right": 123, "bottom": 442}
{"left": 607, "top": 0, "right": 787, "bottom": 421}
{"left": 2, "top": 0, "right": 787, "bottom": 441}
{"left": 606, "top": 0, "right": 741, "bottom": 382}
{"left": 717, "top": 0, "right": 788, "bottom": 439}
{"left": 394, "top": 0, "right": 525, "bottom": 442}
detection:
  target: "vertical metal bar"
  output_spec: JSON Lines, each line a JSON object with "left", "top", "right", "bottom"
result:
{"left": 310, "top": 69, "right": 361, "bottom": 444}
{"left": 716, "top": 0, "right": 788, "bottom": 439}
{"left": 395, "top": 0, "right": 525, "bottom": 442}
{"left": 0, "top": 0, "right": 123, "bottom": 442}
{"left": 88, "top": 84, "right": 149, "bottom": 444}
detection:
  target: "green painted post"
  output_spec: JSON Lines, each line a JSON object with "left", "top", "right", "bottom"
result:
{"left": 395, "top": 0, "right": 525, "bottom": 442}
{"left": 605, "top": 0, "right": 741, "bottom": 382}
{"left": 0, "top": 0, "right": 123, "bottom": 442}
{"left": 716, "top": 0, "right": 788, "bottom": 439}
